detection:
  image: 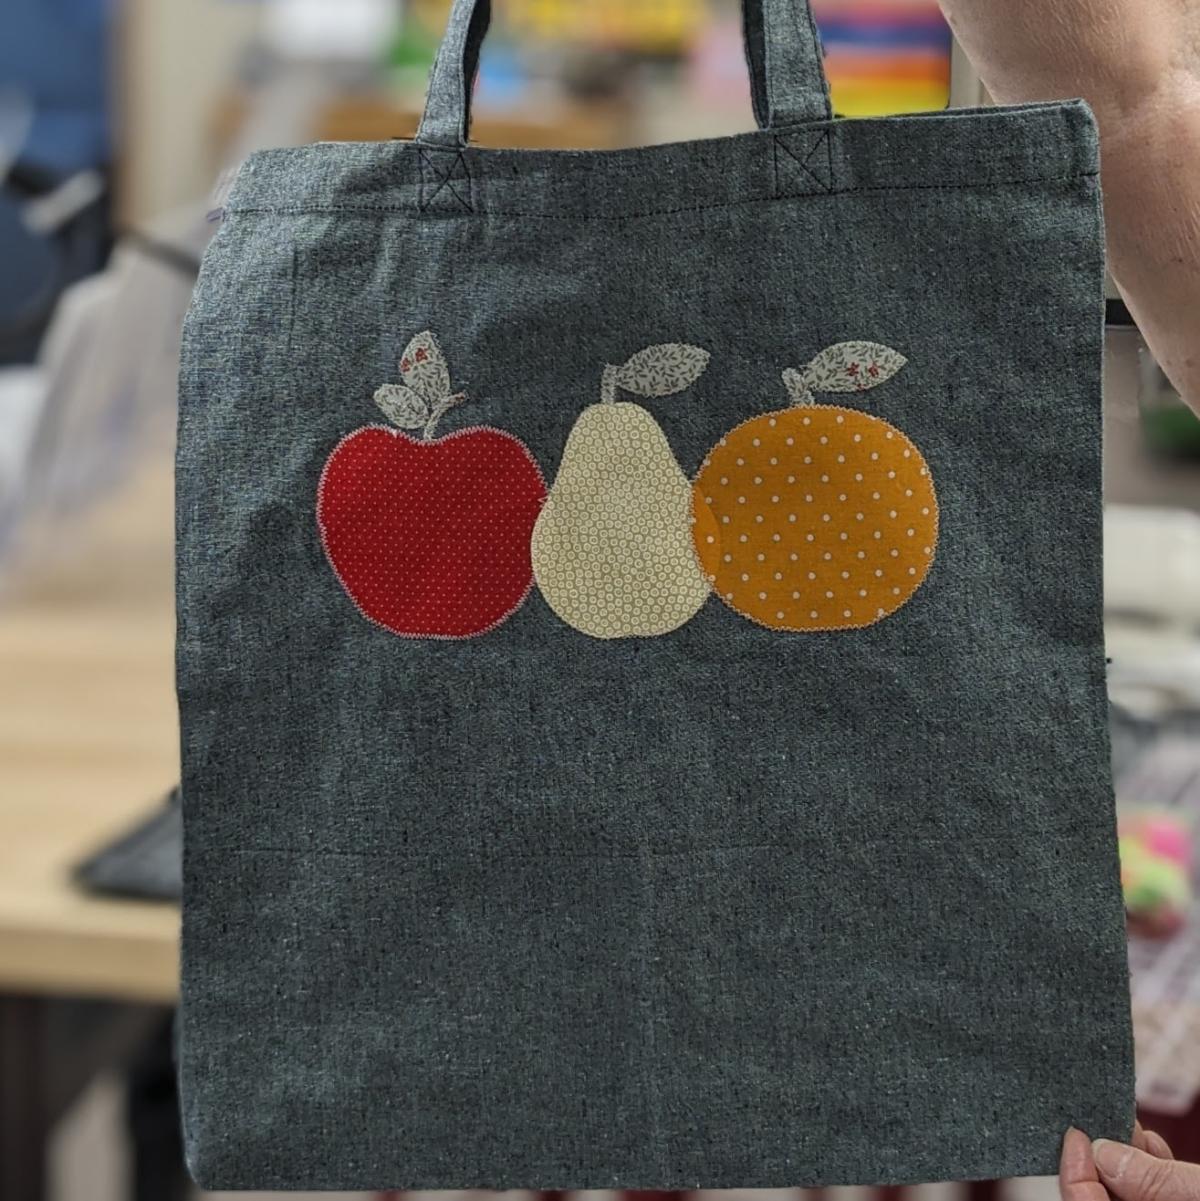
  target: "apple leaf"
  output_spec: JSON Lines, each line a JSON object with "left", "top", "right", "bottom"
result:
{"left": 374, "top": 382, "right": 430, "bottom": 429}
{"left": 399, "top": 330, "right": 451, "bottom": 403}
{"left": 615, "top": 343, "right": 710, "bottom": 398}
{"left": 801, "top": 341, "right": 907, "bottom": 395}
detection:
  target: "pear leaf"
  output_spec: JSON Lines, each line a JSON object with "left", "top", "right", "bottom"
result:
{"left": 615, "top": 343, "right": 710, "bottom": 398}
{"left": 802, "top": 342, "right": 907, "bottom": 395}
{"left": 374, "top": 382, "right": 430, "bottom": 429}
{"left": 399, "top": 330, "right": 451, "bottom": 403}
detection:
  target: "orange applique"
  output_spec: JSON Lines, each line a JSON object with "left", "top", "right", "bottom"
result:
{"left": 692, "top": 343, "right": 938, "bottom": 632}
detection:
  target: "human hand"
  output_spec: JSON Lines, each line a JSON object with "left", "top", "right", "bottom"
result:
{"left": 1060, "top": 1124, "right": 1200, "bottom": 1201}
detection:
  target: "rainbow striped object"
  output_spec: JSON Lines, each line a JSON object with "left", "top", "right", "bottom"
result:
{"left": 812, "top": 0, "right": 951, "bottom": 116}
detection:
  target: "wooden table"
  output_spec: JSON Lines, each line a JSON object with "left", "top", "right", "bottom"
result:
{"left": 0, "top": 452, "right": 182, "bottom": 1200}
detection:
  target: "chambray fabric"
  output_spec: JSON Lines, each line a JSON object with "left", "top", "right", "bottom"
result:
{"left": 176, "top": 0, "right": 1134, "bottom": 1189}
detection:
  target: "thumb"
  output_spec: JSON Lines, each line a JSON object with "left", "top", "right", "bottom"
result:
{"left": 1094, "top": 1139, "right": 1200, "bottom": 1201}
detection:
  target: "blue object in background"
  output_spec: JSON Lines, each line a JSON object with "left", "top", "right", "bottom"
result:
{"left": 0, "top": 0, "right": 112, "bottom": 173}
{"left": 0, "top": 0, "right": 113, "bottom": 362}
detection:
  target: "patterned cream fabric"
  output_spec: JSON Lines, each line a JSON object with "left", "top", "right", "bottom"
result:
{"left": 532, "top": 402, "right": 710, "bottom": 638}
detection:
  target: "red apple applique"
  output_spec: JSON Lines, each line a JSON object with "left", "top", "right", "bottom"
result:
{"left": 317, "top": 331, "right": 547, "bottom": 639}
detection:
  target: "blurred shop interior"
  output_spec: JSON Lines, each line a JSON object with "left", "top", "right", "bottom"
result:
{"left": 3, "top": 1, "right": 1200, "bottom": 1199}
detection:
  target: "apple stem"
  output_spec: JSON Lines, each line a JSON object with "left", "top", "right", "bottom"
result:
{"left": 782, "top": 368, "right": 816, "bottom": 407}
{"left": 423, "top": 392, "right": 466, "bottom": 440}
{"left": 600, "top": 364, "right": 620, "bottom": 405}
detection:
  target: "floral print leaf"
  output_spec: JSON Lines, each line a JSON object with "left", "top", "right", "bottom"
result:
{"left": 802, "top": 342, "right": 907, "bottom": 395}
{"left": 399, "top": 330, "right": 451, "bottom": 403}
{"left": 616, "top": 343, "right": 710, "bottom": 398}
{"left": 782, "top": 368, "right": 814, "bottom": 406}
{"left": 374, "top": 382, "right": 430, "bottom": 429}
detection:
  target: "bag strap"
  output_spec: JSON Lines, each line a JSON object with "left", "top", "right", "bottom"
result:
{"left": 416, "top": 0, "right": 832, "bottom": 148}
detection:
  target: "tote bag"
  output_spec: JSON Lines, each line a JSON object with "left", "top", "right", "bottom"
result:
{"left": 176, "top": 0, "right": 1134, "bottom": 1188}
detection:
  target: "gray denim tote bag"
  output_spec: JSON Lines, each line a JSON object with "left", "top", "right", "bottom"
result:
{"left": 176, "top": 0, "right": 1134, "bottom": 1188}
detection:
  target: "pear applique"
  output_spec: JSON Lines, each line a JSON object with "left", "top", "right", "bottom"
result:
{"left": 532, "top": 343, "right": 712, "bottom": 639}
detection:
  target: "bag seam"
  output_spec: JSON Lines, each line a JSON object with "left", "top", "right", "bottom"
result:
{"left": 224, "top": 169, "right": 1099, "bottom": 221}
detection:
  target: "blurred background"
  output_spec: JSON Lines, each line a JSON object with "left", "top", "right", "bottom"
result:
{"left": 2, "top": 2, "right": 1200, "bottom": 1199}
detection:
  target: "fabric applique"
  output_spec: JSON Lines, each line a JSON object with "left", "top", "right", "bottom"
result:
{"left": 532, "top": 343, "right": 712, "bottom": 639}
{"left": 317, "top": 330, "right": 547, "bottom": 640}
{"left": 691, "top": 342, "right": 938, "bottom": 632}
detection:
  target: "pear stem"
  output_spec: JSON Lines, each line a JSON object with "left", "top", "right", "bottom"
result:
{"left": 423, "top": 392, "right": 466, "bottom": 440}
{"left": 600, "top": 364, "right": 620, "bottom": 405}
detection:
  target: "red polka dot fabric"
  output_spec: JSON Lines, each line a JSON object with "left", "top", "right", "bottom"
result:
{"left": 317, "top": 425, "right": 547, "bottom": 639}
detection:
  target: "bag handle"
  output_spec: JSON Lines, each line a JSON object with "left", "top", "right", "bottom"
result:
{"left": 415, "top": 0, "right": 832, "bottom": 148}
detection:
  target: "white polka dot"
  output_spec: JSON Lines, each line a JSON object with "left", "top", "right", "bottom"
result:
{"left": 802, "top": 457, "right": 812, "bottom": 466}
{"left": 908, "top": 566, "right": 917, "bottom": 575}
{"left": 875, "top": 569, "right": 883, "bottom": 577}
{"left": 806, "top": 533, "right": 815, "bottom": 542}
{"left": 822, "top": 514, "right": 831, "bottom": 522}
{"left": 771, "top": 494, "right": 780, "bottom": 503}
{"left": 790, "top": 553, "right": 799, "bottom": 561}
{"left": 839, "top": 532, "right": 848, "bottom": 540}
{"left": 722, "top": 515, "right": 731, "bottom": 523}
{"left": 841, "top": 570, "right": 850, "bottom": 579}
{"left": 772, "top": 533, "right": 782, "bottom": 541}
{"left": 786, "top": 436, "right": 795, "bottom": 445}
{"left": 770, "top": 456, "right": 778, "bottom": 465}
{"left": 736, "top": 457, "right": 744, "bottom": 465}
{"left": 810, "top": 610, "right": 819, "bottom": 619}
{"left": 870, "top": 452, "right": 879, "bottom": 460}
{"left": 802, "top": 417, "right": 811, "bottom": 426}
{"left": 720, "top": 477, "right": 728, "bottom": 485}
{"left": 859, "top": 589, "right": 867, "bottom": 597}
{"left": 903, "top": 449, "right": 911, "bottom": 457}
{"left": 906, "top": 528, "right": 915, "bottom": 536}
{"left": 886, "top": 431, "right": 894, "bottom": 439}
{"left": 759, "top": 591, "right": 767, "bottom": 599}
{"left": 788, "top": 514, "right": 797, "bottom": 523}
{"left": 756, "top": 553, "right": 765, "bottom": 562}
{"left": 739, "top": 534, "right": 749, "bottom": 542}
{"left": 839, "top": 493, "right": 848, "bottom": 502}
{"left": 836, "top": 415, "right": 844, "bottom": 424}
{"left": 741, "top": 573, "right": 750, "bottom": 582}
{"left": 855, "top": 473, "right": 863, "bottom": 481}
{"left": 753, "top": 438, "right": 761, "bottom": 447}
{"left": 793, "top": 590, "right": 802, "bottom": 599}
{"left": 723, "top": 553, "right": 732, "bottom": 562}
{"left": 893, "top": 587, "right": 901, "bottom": 594}
{"left": 922, "top": 507, "right": 930, "bottom": 515}
{"left": 872, "top": 491, "right": 881, "bottom": 500}
{"left": 924, "top": 546, "right": 932, "bottom": 555}
{"left": 774, "top": 572, "right": 783, "bottom": 581}
{"left": 768, "top": 418, "right": 777, "bottom": 427}
{"left": 706, "top": 535, "right": 715, "bottom": 543}
{"left": 843, "top": 608, "right": 852, "bottom": 617}
{"left": 807, "top": 572, "right": 816, "bottom": 580}
{"left": 837, "top": 454, "right": 846, "bottom": 464}
{"left": 754, "top": 476, "right": 763, "bottom": 485}
{"left": 819, "top": 435, "right": 829, "bottom": 445}
{"left": 855, "top": 512, "right": 864, "bottom": 521}
{"left": 857, "top": 551, "right": 866, "bottom": 559}
{"left": 823, "top": 552, "right": 833, "bottom": 560}
{"left": 820, "top": 474, "right": 830, "bottom": 483}
{"left": 738, "top": 496, "right": 746, "bottom": 504}
{"left": 825, "top": 590, "right": 834, "bottom": 599}
{"left": 905, "top": 489, "right": 913, "bottom": 497}
{"left": 890, "top": 549, "right": 899, "bottom": 557}
{"left": 776, "top": 611, "right": 785, "bottom": 620}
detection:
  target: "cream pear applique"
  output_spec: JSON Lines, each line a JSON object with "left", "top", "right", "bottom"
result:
{"left": 532, "top": 343, "right": 712, "bottom": 639}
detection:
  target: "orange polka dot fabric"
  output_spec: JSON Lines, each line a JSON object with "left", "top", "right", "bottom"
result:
{"left": 692, "top": 405, "right": 938, "bottom": 631}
